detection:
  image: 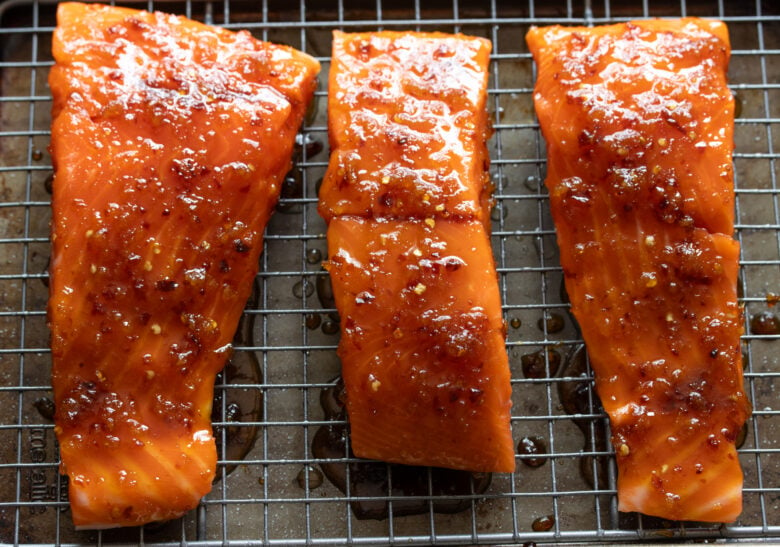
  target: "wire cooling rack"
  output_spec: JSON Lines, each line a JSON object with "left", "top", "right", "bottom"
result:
{"left": 1, "top": 0, "right": 779, "bottom": 544}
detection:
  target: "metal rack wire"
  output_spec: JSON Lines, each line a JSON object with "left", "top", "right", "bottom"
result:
{"left": 0, "top": 0, "right": 778, "bottom": 544}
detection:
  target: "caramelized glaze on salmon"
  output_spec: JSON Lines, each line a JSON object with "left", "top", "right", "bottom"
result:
{"left": 527, "top": 19, "right": 750, "bottom": 522}
{"left": 319, "top": 31, "right": 493, "bottom": 226}
{"left": 321, "top": 31, "right": 514, "bottom": 473}
{"left": 48, "top": 2, "right": 318, "bottom": 528}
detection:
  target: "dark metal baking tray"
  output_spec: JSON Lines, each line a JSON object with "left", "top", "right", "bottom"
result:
{"left": 0, "top": 0, "right": 778, "bottom": 544}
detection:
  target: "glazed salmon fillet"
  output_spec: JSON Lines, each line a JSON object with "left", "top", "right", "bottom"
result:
{"left": 48, "top": 2, "right": 318, "bottom": 528}
{"left": 527, "top": 19, "right": 750, "bottom": 522}
{"left": 321, "top": 31, "right": 515, "bottom": 473}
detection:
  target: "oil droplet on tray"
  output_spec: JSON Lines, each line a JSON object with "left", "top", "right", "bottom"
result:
{"left": 224, "top": 402, "right": 241, "bottom": 422}
{"left": 509, "top": 317, "right": 522, "bottom": 329}
{"left": 532, "top": 514, "right": 555, "bottom": 532}
{"left": 276, "top": 170, "right": 303, "bottom": 214}
{"left": 305, "top": 313, "right": 321, "bottom": 330}
{"left": 492, "top": 171, "right": 507, "bottom": 190}
{"left": 306, "top": 248, "right": 323, "bottom": 264}
{"left": 490, "top": 206, "right": 505, "bottom": 222}
{"left": 517, "top": 436, "right": 548, "bottom": 468}
{"left": 537, "top": 313, "right": 565, "bottom": 333}
{"left": 295, "top": 465, "right": 324, "bottom": 490}
{"left": 750, "top": 310, "right": 780, "bottom": 335}
{"left": 521, "top": 349, "right": 561, "bottom": 379}
{"left": 321, "top": 319, "right": 339, "bottom": 335}
{"left": 292, "top": 278, "right": 315, "bottom": 299}
{"left": 34, "top": 397, "right": 55, "bottom": 421}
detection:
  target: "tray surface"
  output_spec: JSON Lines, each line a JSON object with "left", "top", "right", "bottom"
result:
{"left": 0, "top": 0, "right": 778, "bottom": 544}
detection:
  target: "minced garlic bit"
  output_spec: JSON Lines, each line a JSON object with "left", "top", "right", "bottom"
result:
{"left": 619, "top": 443, "right": 630, "bottom": 457}
{"left": 381, "top": 175, "right": 390, "bottom": 184}
{"left": 657, "top": 137, "right": 668, "bottom": 148}
{"left": 644, "top": 235, "right": 656, "bottom": 247}
{"left": 370, "top": 379, "right": 381, "bottom": 392}
{"left": 393, "top": 328, "right": 403, "bottom": 339}
{"left": 652, "top": 165, "right": 662, "bottom": 175}
{"left": 146, "top": 369, "right": 156, "bottom": 380}
{"left": 95, "top": 369, "right": 105, "bottom": 381}
{"left": 412, "top": 248, "right": 423, "bottom": 257}
{"left": 665, "top": 312, "right": 674, "bottom": 322}
{"left": 90, "top": 264, "right": 97, "bottom": 274}
{"left": 661, "top": 464, "right": 669, "bottom": 473}
{"left": 435, "top": 203, "right": 445, "bottom": 212}
{"left": 85, "top": 229, "right": 94, "bottom": 238}
{"left": 413, "top": 283, "right": 427, "bottom": 295}
{"left": 424, "top": 218, "right": 435, "bottom": 229}
{"left": 153, "top": 242, "right": 162, "bottom": 254}
{"left": 151, "top": 323, "right": 162, "bottom": 334}
{"left": 422, "top": 193, "right": 431, "bottom": 202}
{"left": 143, "top": 260, "right": 153, "bottom": 271}
{"left": 646, "top": 276, "right": 658, "bottom": 288}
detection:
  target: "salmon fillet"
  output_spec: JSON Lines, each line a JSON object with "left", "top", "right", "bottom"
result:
{"left": 48, "top": 2, "right": 318, "bottom": 528}
{"left": 527, "top": 19, "right": 750, "bottom": 522}
{"left": 321, "top": 31, "right": 514, "bottom": 473}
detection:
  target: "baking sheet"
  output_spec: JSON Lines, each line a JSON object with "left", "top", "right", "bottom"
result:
{"left": 0, "top": 0, "right": 778, "bottom": 544}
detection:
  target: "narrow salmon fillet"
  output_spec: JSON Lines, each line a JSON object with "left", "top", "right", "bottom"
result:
{"left": 48, "top": 2, "right": 318, "bottom": 528}
{"left": 527, "top": 19, "right": 750, "bottom": 522}
{"left": 321, "top": 31, "right": 514, "bottom": 473}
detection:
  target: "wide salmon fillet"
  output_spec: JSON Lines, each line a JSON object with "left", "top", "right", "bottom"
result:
{"left": 527, "top": 19, "right": 750, "bottom": 522}
{"left": 321, "top": 31, "right": 514, "bottom": 473}
{"left": 48, "top": 2, "right": 318, "bottom": 528}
